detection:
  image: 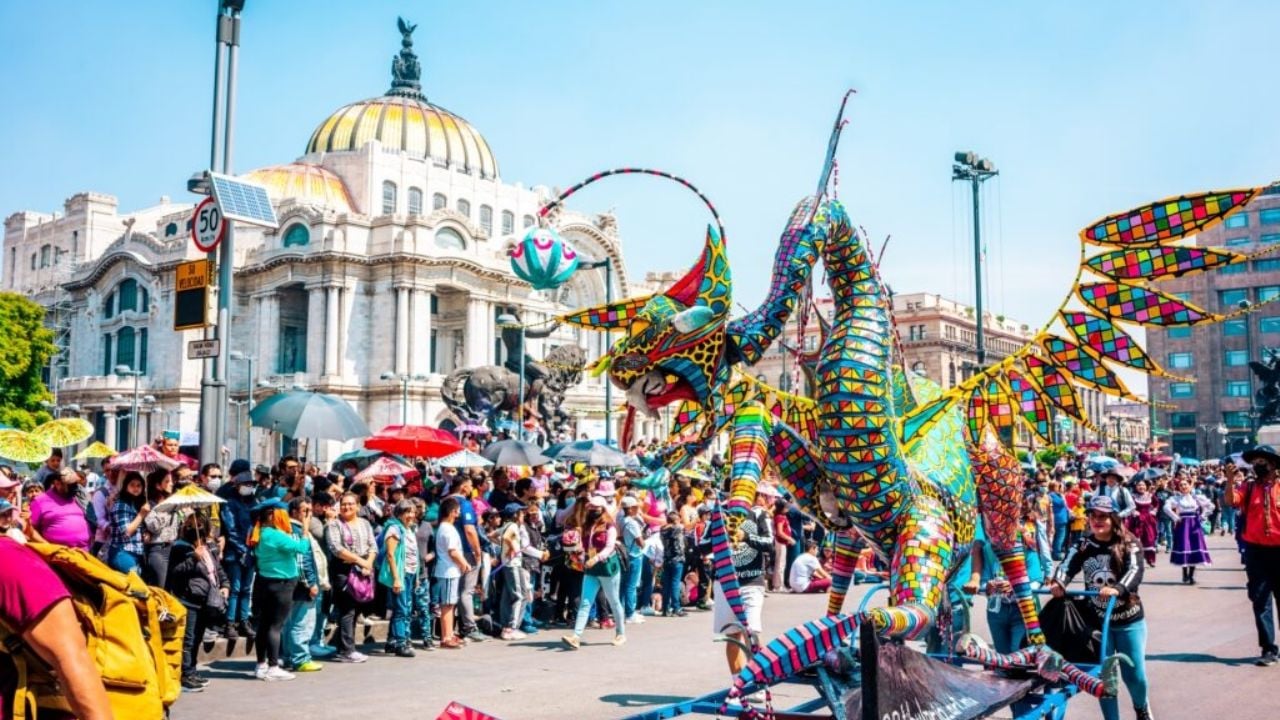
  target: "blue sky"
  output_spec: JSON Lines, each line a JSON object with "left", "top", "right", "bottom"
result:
{"left": 3, "top": 1, "right": 1279, "bottom": 332}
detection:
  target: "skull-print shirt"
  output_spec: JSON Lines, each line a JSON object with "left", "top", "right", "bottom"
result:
{"left": 1053, "top": 534, "right": 1144, "bottom": 626}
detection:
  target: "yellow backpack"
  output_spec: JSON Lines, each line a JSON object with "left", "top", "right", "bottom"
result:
{"left": 0, "top": 542, "right": 186, "bottom": 720}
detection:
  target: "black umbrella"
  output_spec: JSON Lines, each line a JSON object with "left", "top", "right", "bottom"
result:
{"left": 480, "top": 439, "right": 552, "bottom": 467}
{"left": 1132, "top": 467, "right": 1167, "bottom": 483}
{"left": 248, "top": 389, "right": 371, "bottom": 441}
{"left": 543, "top": 439, "right": 628, "bottom": 467}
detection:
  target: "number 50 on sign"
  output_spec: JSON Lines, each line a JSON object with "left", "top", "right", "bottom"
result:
{"left": 190, "top": 196, "right": 225, "bottom": 253}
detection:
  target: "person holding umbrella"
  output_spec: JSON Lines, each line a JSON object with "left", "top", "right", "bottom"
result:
{"left": 166, "top": 512, "right": 227, "bottom": 692}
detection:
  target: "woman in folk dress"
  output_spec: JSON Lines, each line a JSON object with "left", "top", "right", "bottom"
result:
{"left": 1163, "top": 478, "right": 1213, "bottom": 584}
{"left": 1128, "top": 479, "right": 1160, "bottom": 568}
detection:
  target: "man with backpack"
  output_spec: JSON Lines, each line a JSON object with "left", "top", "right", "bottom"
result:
{"left": 1235, "top": 446, "right": 1280, "bottom": 667}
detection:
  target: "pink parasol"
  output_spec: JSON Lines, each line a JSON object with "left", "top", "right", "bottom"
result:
{"left": 108, "top": 445, "right": 182, "bottom": 474}
{"left": 355, "top": 456, "right": 419, "bottom": 484}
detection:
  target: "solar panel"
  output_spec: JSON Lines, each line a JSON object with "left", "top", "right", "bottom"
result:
{"left": 208, "top": 173, "right": 279, "bottom": 228}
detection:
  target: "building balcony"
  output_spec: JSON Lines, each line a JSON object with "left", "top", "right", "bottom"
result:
{"left": 58, "top": 374, "right": 153, "bottom": 395}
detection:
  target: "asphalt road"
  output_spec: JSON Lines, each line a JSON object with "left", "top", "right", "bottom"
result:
{"left": 175, "top": 534, "right": 1272, "bottom": 719}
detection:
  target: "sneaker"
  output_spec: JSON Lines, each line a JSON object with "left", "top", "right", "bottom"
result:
{"left": 192, "top": 672, "right": 211, "bottom": 687}
{"left": 254, "top": 663, "right": 270, "bottom": 680}
{"left": 611, "top": 634, "right": 627, "bottom": 647}
{"left": 587, "top": 619, "right": 602, "bottom": 630}
{"left": 309, "top": 644, "right": 337, "bottom": 659}
{"left": 561, "top": 634, "right": 581, "bottom": 650}
{"left": 265, "top": 666, "right": 295, "bottom": 682}
{"left": 519, "top": 623, "right": 541, "bottom": 635}
{"left": 640, "top": 607, "right": 658, "bottom": 616}
{"left": 181, "top": 676, "right": 205, "bottom": 692}
{"left": 673, "top": 609, "right": 688, "bottom": 617}
{"left": 202, "top": 629, "right": 220, "bottom": 643}
{"left": 331, "top": 651, "right": 369, "bottom": 664}
{"left": 465, "top": 630, "right": 488, "bottom": 642}
{"left": 1134, "top": 706, "right": 1154, "bottom": 720}
{"left": 394, "top": 644, "right": 417, "bottom": 658}
{"left": 501, "top": 629, "right": 527, "bottom": 640}
{"left": 293, "top": 660, "right": 323, "bottom": 672}
{"left": 237, "top": 621, "right": 256, "bottom": 640}
{"left": 601, "top": 618, "right": 615, "bottom": 629}
{"left": 1257, "top": 651, "right": 1279, "bottom": 667}
{"left": 223, "top": 623, "right": 239, "bottom": 640}
{"left": 626, "top": 613, "right": 646, "bottom": 624}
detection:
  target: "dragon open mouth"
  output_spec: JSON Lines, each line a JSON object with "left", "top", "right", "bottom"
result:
{"left": 621, "top": 371, "right": 699, "bottom": 449}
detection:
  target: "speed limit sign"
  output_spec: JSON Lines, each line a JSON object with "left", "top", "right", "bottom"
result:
{"left": 190, "top": 196, "right": 226, "bottom": 253}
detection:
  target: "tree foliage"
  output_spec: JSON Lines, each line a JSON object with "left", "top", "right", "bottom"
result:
{"left": 0, "top": 292, "right": 56, "bottom": 430}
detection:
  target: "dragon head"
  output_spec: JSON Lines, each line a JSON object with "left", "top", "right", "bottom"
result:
{"left": 559, "top": 225, "right": 732, "bottom": 447}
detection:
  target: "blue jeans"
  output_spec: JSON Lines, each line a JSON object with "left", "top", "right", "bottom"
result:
{"left": 638, "top": 559, "right": 655, "bottom": 611}
{"left": 1157, "top": 516, "right": 1173, "bottom": 548}
{"left": 622, "top": 553, "right": 643, "bottom": 617}
{"left": 1100, "top": 619, "right": 1148, "bottom": 718}
{"left": 283, "top": 594, "right": 317, "bottom": 667}
{"left": 108, "top": 548, "right": 143, "bottom": 575}
{"left": 661, "top": 561, "right": 684, "bottom": 614}
{"left": 410, "top": 574, "right": 433, "bottom": 641}
{"left": 986, "top": 598, "right": 1027, "bottom": 655}
{"left": 387, "top": 572, "right": 415, "bottom": 644}
{"left": 1221, "top": 506, "right": 1236, "bottom": 534}
{"left": 573, "top": 572, "right": 624, "bottom": 637}
{"left": 1051, "top": 522, "right": 1068, "bottom": 560}
{"left": 224, "top": 558, "right": 256, "bottom": 624}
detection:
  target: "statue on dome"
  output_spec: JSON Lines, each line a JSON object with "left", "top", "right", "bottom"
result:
{"left": 389, "top": 17, "right": 423, "bottom": 98}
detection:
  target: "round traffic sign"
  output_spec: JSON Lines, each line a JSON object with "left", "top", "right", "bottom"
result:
{"left": 191, "top": 196, "right": 225, "bottom": 253}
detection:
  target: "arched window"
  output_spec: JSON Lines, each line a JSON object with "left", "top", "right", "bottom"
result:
{"left": 283, "top": 224, "right": 310, "bottom": 247}
{"left": 408, "top": 187, "right": 423, "bottom": 216}
{"left": 456, "top": 199, "right": 470, "bottom": 218}
{"left": 164, "top": 222, "right": 178, "bottom": 237}
{"left": 102, "top": 333, "right": 113, "bottom": 376}
{"left": 381, "top": 181, "right": 398, "bottom": 215}
{"left": 39, "top": 245, "right": 51, "bottom": 268}
{"left": 432, "top": 193, "right": 447, "bottom": 210}
{"left": 116, "top": 326, "right": 136, "bottom": 372}
{"left": 522, "top": 215, "right": 535, "bottom": 229}
{"left": 479, "top": 205, "right": 493, "bottom": 234}
{"left": 910, "top": 361, "right": 926, "bottom": 376}
{"left": 118, "top": 279, "right": 138, "bottom": 313}
{"left": 104, "top": 289, "right": 116, "bottom": 319}
{"left": 434, "top": 227, "right": 466, "bottom": 251}
{"left": 501, "top": 211, "right": 515, "bottom": 235}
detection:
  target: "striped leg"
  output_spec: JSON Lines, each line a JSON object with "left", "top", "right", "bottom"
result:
{"left": 725, "top": 401, "right": 770, "bottom": 520}
{"left": 957, "top": 635, "right": 1117, "bottom": 698}
{"left": 993, "top": 544, "right": 1045, "bottom": 645}
{"left": 826, "top": 531, "right": 860, "bottom": 616}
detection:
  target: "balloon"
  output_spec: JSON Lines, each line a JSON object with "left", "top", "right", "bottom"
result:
{"left": 508, "top": 227, "right": 579, "bottom": 290}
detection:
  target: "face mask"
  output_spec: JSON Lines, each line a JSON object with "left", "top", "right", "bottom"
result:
{"left": 207, "top": 477, "right": 224, "bottom": 493}
{"left": 238, "top": 485, "right": 255, "bottom": 497}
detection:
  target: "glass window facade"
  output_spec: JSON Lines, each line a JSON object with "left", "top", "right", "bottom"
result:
{"left": 1226, "top": 381, "right": 1251, "bottom": 397}
{"left": 1225, "top": 350, "right": 1248, "bottom": 366}
{"left": 1168, "top": 352, "right": 1193, "bottom": 369}
{"left": 1170, "top": 412, "right": 1197, "bottom": 428}
{"left": 1167, "top": 325, "right": 1192, "bottom": 339}
{"left": 1221, "top": 289, "right": 1249, "bottom": 307}
{"left": 1223, "top": 319, "right": 1246, "bottom": 336}
{"left": 1225, "top": 213, "right": 1250, "bottom": 229}
{"left": 1261, "top": 208, "right": 1280, "bottom": 225}
{"left": 1169, "top": 382, "right": 1194, "bottom": 398}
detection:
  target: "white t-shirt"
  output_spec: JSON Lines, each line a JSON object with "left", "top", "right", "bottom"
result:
{"left": 434, "top": 522, "right": 463, "bottom": 579}
{"left": 789, "top": 553, "right": 822, "bottom": 592}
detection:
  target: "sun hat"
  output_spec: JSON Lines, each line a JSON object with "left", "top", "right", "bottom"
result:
{"left": 1243, "top": 445, "right": 1280, "bottom": 465}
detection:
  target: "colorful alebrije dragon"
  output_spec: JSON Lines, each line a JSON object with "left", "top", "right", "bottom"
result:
{"left": 553, "top": 95, "right": 1271, "bottom": 707}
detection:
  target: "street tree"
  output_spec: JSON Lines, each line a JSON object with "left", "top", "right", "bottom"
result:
{"left": 0, "top": 292, "right": 56, "bottom": 430}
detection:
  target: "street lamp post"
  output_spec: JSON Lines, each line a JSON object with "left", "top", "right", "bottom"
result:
{"left": 230, "top": 351, "right": 256, "bottom": 456}
{"left": 229, "top": 400, "right": 248, "bottom": 458}
{"left": 1239, "top": 299, "right": 1258, "bottom": 446}
{"left": 579, "top": 256, "right": 614, "bottom": 444}
{"left": 115, "top": 365, "right": 143, "bottom": 448}
{"left": 952, "top": 152, "right": 998, "bottom": 367}
{"left": 380, "top": 372, "right": 428, "bottom": 425}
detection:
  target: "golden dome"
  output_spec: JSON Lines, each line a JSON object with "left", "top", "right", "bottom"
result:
{"left": 243, "top": 163, "right": 355, "bottom": 213}
{"left": 303, "top": 18, "right": 498, "bottom": 180}
{"left": 305, "top": 96, "right": 498, "bottom": 180}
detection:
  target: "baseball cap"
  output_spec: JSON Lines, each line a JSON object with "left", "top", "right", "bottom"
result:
{"left": 0, "top": 499, "right": 15, "bottom": 515}
{"left": 620, "top": 495, "right": 639, "bottom": 509}
{"left": 500, "top": 502, "right": 525, "bottom": 519}
{"left": 1086, "top": 495, "right": 1115, "bottom": 514}
{"left": 228, "top": 459, "right": 251, "bottom": 476}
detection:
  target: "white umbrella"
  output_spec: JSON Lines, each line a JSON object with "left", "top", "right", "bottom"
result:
{"left": 153, "top": 484, "right": 225, "bottom": 511}
{"left": 436, "top": 449, "right": 494, "bottom": 468}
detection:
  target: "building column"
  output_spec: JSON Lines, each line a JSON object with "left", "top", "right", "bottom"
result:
{"left": 395, "top": 286, "right": 410, "bottom": 375}
{"left": 257, "top": 294, "right": 280, "bottom": 377}
{"left": 102, "top": 410, "right": 118, "bottom": 451}
{"left": 466, "top": 297, "right": 490, "bottom": 367}
{"left": 325, "top": 285, "right": 340, "bottom": 376}
{"left": 410, "top": 289, "right": 432, "bottom": 376}
{"left": 303, "top": 286, "right": 325, "bottom": 378}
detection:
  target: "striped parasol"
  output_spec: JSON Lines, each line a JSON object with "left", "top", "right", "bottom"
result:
{"left": 0, "top": 429, "right": 53, "bottom": 465}
{"left": 30, "top": 418, "right": 94, "bottom": 447}
{"left": 108, "top": 445, "right": 181, "bottom": 474}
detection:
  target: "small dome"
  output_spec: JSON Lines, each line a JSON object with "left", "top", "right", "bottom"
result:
{"left": 243, "top": 163, "right": 355, "bottom": 213}
{"left": 302, "top": 18, "right": 498, "bottom": 180}
{"left": 305, "top": 96, "right": 498, "bottom": 180}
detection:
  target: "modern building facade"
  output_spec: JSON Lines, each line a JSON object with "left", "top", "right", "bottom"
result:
{"left": 1146, "top": 186, "right": 1280, "bottom": 459}
{"left": 1, "top": 24, "right": 632, "bottom": 462}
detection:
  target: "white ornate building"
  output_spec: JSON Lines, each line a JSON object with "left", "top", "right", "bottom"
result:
{"left": 2, "top": 24, "right": 631, "bottom": 463}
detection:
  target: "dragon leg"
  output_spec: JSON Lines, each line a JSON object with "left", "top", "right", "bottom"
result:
{"left": 992, "top": 544, "right": 1046, "bottom": 645}
{"left": 955, "top": 634, "right": 1120, "bottom": 698}
{"left": 826, "top": 530, "right": 860, "bottom": 616}
{"left": 725, "top": 401, "right": 771, "bottom": 524}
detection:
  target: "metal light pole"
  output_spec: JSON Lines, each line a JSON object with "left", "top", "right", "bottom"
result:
{"left": 230, "top": 350, "right": 255, "bottom": 454}
{"left": 952, "top": 152, "right": 998, "bottom": 367}
{"left": 579, "top": 257, "right": 614, "bottom": 444}
{"left": 381, "top": 372, "right": 428, "bottom": 425}
{"left": 115, "top": 365, "right": 142, "bottom": 448}
{"left": 229, "top": 400, "right": 248, "bottom": 458}
{"left": 494, "top": 315, "right": 525, "bottom": 438}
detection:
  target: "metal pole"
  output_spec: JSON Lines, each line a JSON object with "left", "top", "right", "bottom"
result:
{"left": 518, "top": 325, "right": 526, "bottom": 438}
{"left": 130, "top": 372, "right": 140, "bottom": 448}
{"left": 1245, "top": 312, "right": 1256, "bottom": 446}
{"left": 971, "top": 176, "right": 986, "bottom": 367}
{"left": 213, "top": 7, "right": 241, "bottom": 464}
{"left": 198, "top": 4, "right": 230, "bottom": 466}
{"left": 604, "top": 259, "right": 614, "bottom": 445}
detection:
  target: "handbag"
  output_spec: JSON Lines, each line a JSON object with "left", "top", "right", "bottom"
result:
{"left": 339, "top": 520, "right": 376, "bottom": 603}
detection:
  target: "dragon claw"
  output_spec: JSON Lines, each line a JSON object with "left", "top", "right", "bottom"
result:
{"left": 955, "top": 632, "right": 988, "bottom": 655}
{"left": 1099, "top": 654, "right": 1131, "bottom": 698}
{"left": 1034, "top": 648, "right": 1065, "bottom": 680}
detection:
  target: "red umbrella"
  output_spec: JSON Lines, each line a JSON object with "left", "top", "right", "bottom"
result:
{"left": 355, "top": 456, "right": 419, "bottom": 484}
{"left": 364, "top": 425, "right": 462, "bottom": 459}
